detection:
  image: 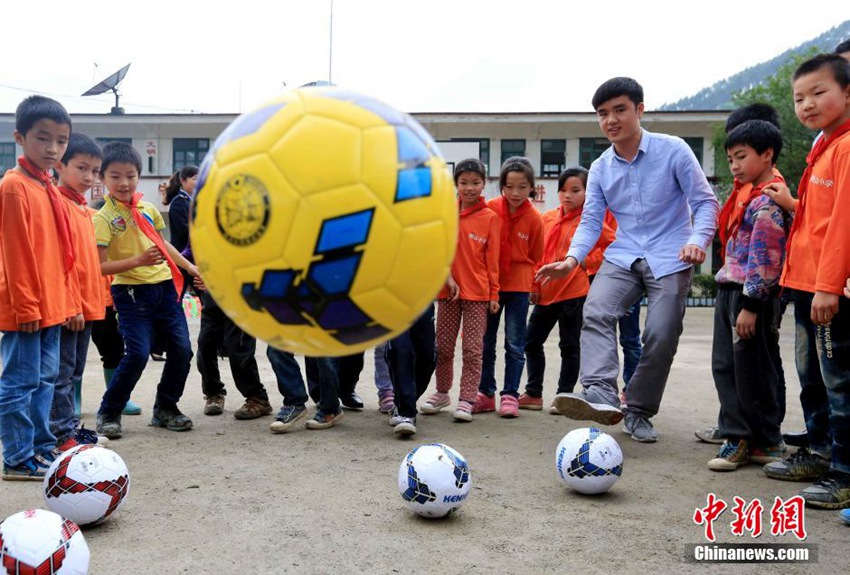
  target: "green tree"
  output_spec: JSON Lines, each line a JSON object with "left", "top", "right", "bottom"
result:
{"left": 712, "top": 50, "right": 819, "bottom": 200}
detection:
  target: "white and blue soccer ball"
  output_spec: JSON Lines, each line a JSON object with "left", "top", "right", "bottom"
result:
{"left": 398, "top": 444, "right": 471, "bottom": 518}
{"left": 0, "top": 508, "right": 89, "bottom": 574}
{"left": 556, "top": 427, "right": 623, "bottom": 495}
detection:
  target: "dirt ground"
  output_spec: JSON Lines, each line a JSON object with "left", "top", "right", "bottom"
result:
{"left": 1, "top": 306, "right": 846, "bottom": 574}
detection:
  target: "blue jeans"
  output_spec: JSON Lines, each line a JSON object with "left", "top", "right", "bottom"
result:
{"left": 266, "top": 347, "right": 309, "bottom": 408}
{"left": 50, "top": 323, "right": 93, "bottom": 442}
{"left": 100, "top": 282, "right": 193, "bottom": 415}
{"left": 0, "top": 326, "right": 60, "bottom": 466}
{"left": 387, "top": 303, "right": 436, "bottom": 417}
{"left": 373, "top": 342, "right": 393, "bottom": 396}
{"left": 480, "top": 291, "right": 529, "bottom": 397}
{"left": 619, "top": 299, "right": 643, "bottom": 388}
{"left": 794, "top": 290, "right": 850, "bottom": 474}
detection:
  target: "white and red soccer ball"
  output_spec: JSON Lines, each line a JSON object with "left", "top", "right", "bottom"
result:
{"left": 43, "top": 445, "right": 130, "bottom": 526}
{"left": 556, "top": 427, "right": 623, "bottom": 495}
{"left": 0, "top": 508, "right": 89, "bottom": 574}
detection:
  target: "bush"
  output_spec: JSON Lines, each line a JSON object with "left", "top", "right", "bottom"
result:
{"left": 690, "top": 274, "right": 718, "bottom": 298}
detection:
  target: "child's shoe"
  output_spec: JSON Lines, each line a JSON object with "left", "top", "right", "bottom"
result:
{"left": 306, "top": 409, "right": 345, "bottom": 430}
{"left": 799, "top": 470, "right": 850, "bottom": 509}
{"left": 750, "top": 445, "right": 783, "bottom": 464}
{"left": 472, "top": 392, "right": 496, "bottom": 414}
{"left": 378, "top": 390, "right": 395, "bottom": 414}
{"left": 270, "top": 405, "right": 308, "bottom": 434}
{"left": 56, "top": 436, "right": 80, "bottom": 453}
{"left": 420, "top": 392, "right": 450, "bottom": 414}
{"left": 75, "top": 426, "right": 109, "bottom": 446}
{"left": 97, "top": 412, "right": 123, "bottom": 439}
{"left": 840, "top": 508, "right": 850, "bottom": 525}
{"left": 393, "top": 416, "right": 417, "bottom": 436}
{"left": 499, "top": 395, "right": 519, "bottom": 418}
{"left": 517, "top": 393, "right": 543, "bottom": 411}
{"left": 122, "top": 399, "right": 142, "bottom": 416}
{"left": 708, "top": 439, "right": 749, "bottom": 472}
{"left": 453, "top": 400, "right": 473, "bottom": 422}
{"left": 2, "top": 457, "right": 48, "bottom": 481}
{"left": 549, "top": 403, "right": 561, "bottom": 415}
{"left": 150, "top": 404, "right": 193, "bottom": 432}
{"left": 234, "top": 397, "right": 273, "bottom": 420}
{"left": 203, "top": 395, "right": 225, "bottom": 416}
{"left": 763, "top": 448, "right": 830, "bottom": 481}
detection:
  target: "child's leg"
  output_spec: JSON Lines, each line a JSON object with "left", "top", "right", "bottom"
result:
{"left": 33, "top": 326, "right": 60, "bottom": 456}
{"left": 478, "top": 294, "right": 504, "bottom": 397}
{"left": 816, "top": 297, "right": 850, "bottom": 475}
{"left": 411, "top": 303, "right": 436, "bottom": 400}
{"left": 196, "top": 291, "right": 227, "bottom": 399}
{"left": 155, "top": 283, "right": 193, "bottom": 409}
{"left": 373, "top": 342, "right": 393, "bottom": 398}
{"left": 223, "top": 321, "right": 265, "bottom": 401}
{"left": 524, "top": 303, "right": 560, "bottom": 398}
{"left": 458, "top": 300, "right": 489, "bottom": 404}
{"left": 556, "top": 296, "right": 585, "bottom": 394}
{"left": 711, "top": 289, "right": 747, "bottom": 440}
{"left": 50, "top": 324, "right": 93, "bottom": 443}
{"left": 618, "top": 299, "right": 643, "bottom": 388}
{"left": 312, "top": 357, "right": 341, "bottom": 415}
{"left": 793, "top": 291, "right": 832, "bottom": 458}
{"left": 387, "top": 330, "right": 418, "bottom": 418}
{"left": 435, "top": 299, "right": 462, "bottom": 393}
{"left": 500, "top": 291, "right": 530, "bottom": 398}
{"left": 268, "top": 348, "right": 308, "bottom": 407}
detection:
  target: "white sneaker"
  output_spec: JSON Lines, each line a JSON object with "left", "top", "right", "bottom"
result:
{"left": 393, "top": 416, "right": 416, "bottom": 436}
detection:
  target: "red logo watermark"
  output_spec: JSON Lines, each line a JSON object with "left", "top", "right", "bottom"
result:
{"left": 694, "top": 494, "right": 806, "bottom": 542}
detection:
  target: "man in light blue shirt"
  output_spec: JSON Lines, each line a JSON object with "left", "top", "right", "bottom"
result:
{"left": 537, "top": 77, "right": 719, "bottom": 442}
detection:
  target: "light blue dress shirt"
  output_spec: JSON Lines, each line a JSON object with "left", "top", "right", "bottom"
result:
{"left": 567, "top": 129, "right": 720, "bottom": 279}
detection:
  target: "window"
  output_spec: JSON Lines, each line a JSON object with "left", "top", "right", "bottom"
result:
{"left": 540, "top": 139, "right": 566, "bottom": 177}
{"left": 450, "top": 138, "right": 489, "bottom": 166}
{"left": 683, "top": 137, "right": 704, "bottom": 165}
{"left": 173, "top": 138, "right": 209, "bottom": 171}
{"left": 579, "top": 138, "right": 610, "bottom": 168}
{"left": 500, "top": 139, "right": 526, "bottom": 165}
{"left": 0, "top": 142, "right": 16, "bottom": 177}
{"left": 96, "top": 137, "right": 132, "bottom": 146}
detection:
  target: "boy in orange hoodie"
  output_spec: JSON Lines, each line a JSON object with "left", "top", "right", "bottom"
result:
{"left": 761, "top": 54, "right": 850, "bottom": 510}
{"left": 0, "top": 96, "right": 78, "bottom": 480}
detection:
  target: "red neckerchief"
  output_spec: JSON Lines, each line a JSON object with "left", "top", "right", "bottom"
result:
{"left": 718, "top": 174, "right": 784, "bottom": 260}
{"left": 459, "top": 196, "right": 487, "bottom": 218}
{"left": 111, "top": 193, "right": 184, "bottom": 299}
{"left": 786, "top": 119, "right": 850, "bottom": 274}
{"left": 58, "top": 185, "right": 87, "bottom": 207}
{"left": 543, "top": 206, "right": 582, "bottom": 264}
{"left": 17, "top": 156, "right": 75, "bottom": 272}
{"left": 493, "top": 196, "right": 532, "bottom": 277}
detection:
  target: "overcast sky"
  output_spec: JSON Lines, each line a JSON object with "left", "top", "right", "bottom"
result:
{"left": 2, "top": 1, "right": 848, "bottom": 116}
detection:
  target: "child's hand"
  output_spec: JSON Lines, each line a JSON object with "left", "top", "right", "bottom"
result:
{"left": 137, "top": 246, "right": 164, "bottom": 267}
{"left": 530, "top": 292, "right": 539, "bottom": 305}
{"left": 445, "top": 274, "right": 460, "bottom": 301}
{"left": 811, "top": 291, "right": 839, "bottom": 325}
{"left": 762, "top": 182, "right": 797, "bottom": 212}
{"left": 845, "top": 278, "right": 850, "bottom": 299}
{"left": 188, "top": 264, "right": 206, "bottom": 291}
{"left": 64, "top": 313, "right": 85, "bottom": 332}
{"left": 678, "top": 244, "right": 706, "bottom": 264}
{"left": 735, "top": 309, "right": 757, "bottom": 340}
{"left": 18, "top": 321, "right": 40, "bottom": 333}
{"left": 488, "top": 300, "right": 500, "bottom": 314}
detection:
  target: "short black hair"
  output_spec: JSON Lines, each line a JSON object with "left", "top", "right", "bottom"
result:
{"left": 592, "top": 77, "right": 643, "bottom": 110}
{"left": 61, "top": 133, "right": 102, "bottom": 165}
{"left": 724, "top": 119, "right": 783, "bottom": 164}
{"left": 725, "top": 103, "right": 780, "bottom": 133}
{"left": 453, "top": 158, "right": 487, "bottom": 184}
{"left": 15, "top": 95, "right": 72, "bottom": 135}
{"left": 558, "top": 166, "right": 589, "bottom": 191}
{"left": 835, "top": 39, "right": 850, "bottom": 55}
{"left": 499, "top": 156, "right": 535, "bottom": 197}
{"left": 101, "top": 141, "right": 142, "bottom": 175}
{"left": 793, "top": 53, "right": 850, "bottom": 89}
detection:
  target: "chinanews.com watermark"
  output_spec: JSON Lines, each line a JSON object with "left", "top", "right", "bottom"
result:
{"left": 686, "top": 493, "right": 818, "bottom": 564}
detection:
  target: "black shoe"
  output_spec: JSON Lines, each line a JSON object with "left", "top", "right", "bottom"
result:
{"left": 340, "top": 393, "right": 364, "bottom": 410}
{"left": 150, "top": 352, "right": 166, "bottom": 362}
{"left": 783, "top": 431, "right": 809, "bottom": 449}
{"left": 150, "top": 404, "right": 193, "bottom": 432}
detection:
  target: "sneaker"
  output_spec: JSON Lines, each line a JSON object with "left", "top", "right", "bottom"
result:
{"left": 122, "top": 399, "right": 142, "bottom": 416}
{"left": 33, "top": 448, "right": 60, "bottom": 469}
{"left": 97, "top": 412, "right": 123, "bottom": 439}
{"left": 750, "top": 445, "right": 783, "bottom": 464}
{"left": 378, "top": 391, "right": 395, "bottom": 414}
{"left": 203, "top": 395, "right": 225, "bottom": 416}
{"left": 306, "top": 409, "right": 345, "bottom": 430}
{"left": 694, "top": 426, "right": 724, "bottom": 444}
{"left": 453, "top": 400, "right": 473, "bottom": 422}
{"left": 393, "top": 416, "right": 417, "bottom": 436}
{"left": 800, "top": 471, "right": 850, "bottom": 509}
{"left": 75, "top": 426, "right": 109, "bottom": 446}
{"left": 499, "top": 395, "right": 519, "bottom": 418}
{"left": 549, "top": 403, "right": 561, "bottom": 415}
{"left": 150, "top": 405, "right": 193, "bottom": 432}
{"left": 388, "top": 406, "right": 403, "bottom": 427}
{"left": 340, "top": 393, "right": 364, "bottom": 411}
{"left": 2, "top": 457, "right": 47, "bottom": 481}
{"left": 619, "top": 390, "right": 627, "bottom": 409}
{"left": 56, "top": 436, "right": 80, "bottom": 453}
{"left": 782, "top": 430, "right": 809, "bottom": 449}
{"left": 234, "top": 397, "right": 273, "bottom": 420}
{"left": 553, "top": 387, "right": 623, "bottom": 426}
{"left": 472, "top": 392, "right": 496, "bottom": 414}
{"left": 763, "top": 448, "right": 831, "bottom": 482}
{"left": 270, "top": 405, "right": 308, "bottom": 434}
{"left": 150, "top": 352, "right": 166, "bottom": 362}
{"left": 840, "top": 508, "right": 850, "bottom": 525}
{"left": 623, "top": 413, "right": 658, "bottom": 443}
{"left": 517, "top": 393, "right": 543, "bottom": 411}
{"left": 420, "top": 392, "right": 450, "bottom": 414}
{"left": 708, "top": 439, "right": 749, "bottom": 471}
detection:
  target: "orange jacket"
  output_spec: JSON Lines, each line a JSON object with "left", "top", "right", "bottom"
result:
{"left": 438, "top": 198, "right": 500, "bottom": 301}
{"left": 586, "top": 211, "right": 619, "bottom": 277}
{"left": 486, "top": 197, "right": 544, "bottom": 292}
{"left": 0, "top": 170, "right": 80, "bottom": 330}
{"left": 781, "top": 131, "right": 850, "bottom": 295}
{"left": 60, "top": 202, "right": 106, "bottom": 321}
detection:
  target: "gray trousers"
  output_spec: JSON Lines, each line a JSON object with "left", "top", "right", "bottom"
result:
{"left": 580, "top": 259, "right": 692, "bottom": 418}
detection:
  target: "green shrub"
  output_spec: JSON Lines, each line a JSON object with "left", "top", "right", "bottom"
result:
{"left": 690, "top": 274, "right": 718, "bottom": 298}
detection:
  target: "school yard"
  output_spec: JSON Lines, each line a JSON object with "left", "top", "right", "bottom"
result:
{"left": 1, "top": 306, "right": 846, "bottom": 574}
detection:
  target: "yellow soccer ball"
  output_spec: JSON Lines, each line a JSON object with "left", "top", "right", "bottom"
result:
{"left": 190, "top": 88, "right": 457, "bottom": 356}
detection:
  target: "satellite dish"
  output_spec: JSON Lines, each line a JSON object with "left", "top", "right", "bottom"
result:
{"left": 81, "top": 63, "right": 131, "bottom": 114}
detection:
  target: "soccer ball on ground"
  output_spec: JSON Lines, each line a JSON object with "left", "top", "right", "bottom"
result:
{"left": 0, "top": 508, "right": 89, "bottom": 574}
{"left": 555, "top": 427, "right": 623, "bottom": 495}
{"left": 190, "top": 87, "right": 457, "bottom": 356}
{"left": 398, "top": 443, "right": 471, "bottom": 518}
{"left": 43, "top": 445, "right": 130, "bottom": 526}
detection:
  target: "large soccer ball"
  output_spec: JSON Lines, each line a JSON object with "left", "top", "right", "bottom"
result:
{"left": 43, "top": 445, "right": 130, "bottom": 526}
{"left": 0, "top": 509, "right": 89, "bottom": 574}
{"left": 398, "top": 444, "right": 471, "bottom": 518}
{"left": 190, "top": 87, "right": 457, "bottom": 356}
{"left": 555, "top": 427, "right": 623, "bottom": 495}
